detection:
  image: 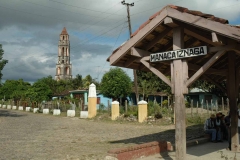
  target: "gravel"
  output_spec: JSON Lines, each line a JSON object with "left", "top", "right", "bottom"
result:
{"left": 0, "top": 108, "right": 204, "bottom": 160}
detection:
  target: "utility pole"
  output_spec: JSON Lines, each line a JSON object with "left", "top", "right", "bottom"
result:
{"left": 121, "top": 0, "right": 139, "bottom": 104}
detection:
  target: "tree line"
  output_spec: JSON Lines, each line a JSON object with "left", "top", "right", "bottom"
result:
{"left": 0, "top": 44, "right": 226, "bottom": 105}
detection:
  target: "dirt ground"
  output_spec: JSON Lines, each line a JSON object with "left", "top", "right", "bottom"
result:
{"left": 0, "top": 108, "right": 204, "bottom": 160}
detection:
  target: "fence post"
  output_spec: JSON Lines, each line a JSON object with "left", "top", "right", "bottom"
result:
{"left": 211, "top": 99, "right": 213, "bottom": 114}
{"left": 206, "top": 100, "right": 209, "bottom": 116}
{"left": 227, "top": 98, "right": 229, "bottom": 110}
{"left": 222, "top": 97, "right": 224, "bottom": 112}
{"left": 191, "top": 99, "right": 193, "bottom": 117}
{"left": 168, "top": 96, "right": 169, "bottom": 108}
{"left": 196, "top": 101, "right": 198, "bottom": 114}
{"left": 125, "top": 100, "right": 128, "bottom": 113}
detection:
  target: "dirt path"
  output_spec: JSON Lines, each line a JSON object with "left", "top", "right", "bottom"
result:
{"left": 0, "top": 108, "right": 203, "bottom": 160}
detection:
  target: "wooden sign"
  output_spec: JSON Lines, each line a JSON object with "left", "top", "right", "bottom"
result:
{"left": 150, "top": 46, "right": 207, "bottom": 62}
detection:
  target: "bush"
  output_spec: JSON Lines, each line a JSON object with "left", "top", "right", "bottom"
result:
{"left": 147, "top": 101, "right": 162, "bottom": 119}
{"left": 185, "top": 101, "right": 191, "bottom": 108}
{"left": 98, "top": 103, "right": 108, "bottom": 113}
{"left": 186, "top": 114, "right": 204, "bottom": 124}
{"left": 122, "top": 105, "right": 138, "bottom": 117}
{"left": 162, "top": 100, "right": 168, "bottom": 107}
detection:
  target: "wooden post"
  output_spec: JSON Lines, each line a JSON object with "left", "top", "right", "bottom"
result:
{"left": 201, "top": 99, "right": 203, "bottom": 114}
{"left": 191, "top": 99, "right": 193, "bottom": 117}
{"left": 227, "top": 98, "right": 229, "bottom": 109}
{"left": 168, "top": 96, "right": 170, "bottom": 108}
{"left": 206, "top": 100, "right": 209, "bottom": 115}
{"left": 211, "top": 99, "right": 213, "bottom": 114}
{"left": 222, "top": 97, "right": 224, "bottom": 111}
{"left": 216, "top": 100, "right": 218, "bottom": 113}
{"left": 196, "top": 101, "right": 198, "bottom": 114}
{"left": 108, "top": 100, "right": 110, "bottom": 112}
{"left": 227, "top": 52, "right": 239, "bottom": 151}
{"left": 173, "top": 27, "right": 186, "bottom": 160}
{"left": 125, "top": 100, "right": 128, "bottom": 113}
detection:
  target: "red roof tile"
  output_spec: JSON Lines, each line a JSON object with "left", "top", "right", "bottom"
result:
{"left": 61, "top": 27, "right": 68, "bottom": 35}
{"left": 130, "top": 5, "right": 229, "bottom": 38}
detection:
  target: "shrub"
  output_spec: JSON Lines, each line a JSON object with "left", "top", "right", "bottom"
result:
{"left": 185, "top": 101, "right": 191, "bottom": 108}
{"left": 162, "top": 100, "right": 168, "bottom": 107}
{"left": 147, "top": 101, "right": 162, "bottom": 119}
{"left": 98, "top": 103, "right": 108, "bottom": 113}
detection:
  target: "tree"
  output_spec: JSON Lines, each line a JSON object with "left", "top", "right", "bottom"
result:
{"left": 83, "top": 75, "right": 93, "bottom": 89}
{"left": 190, "top": 79, "right": 226, "bottom": 97}
{"left": 71, "top": 74, "right": 83, "bottom": 89}
{"left": 100, "top": 67, "right": 132, "bottom": 99}
{"left": 0, "top": 44, "right": 8, "bottom": 82}
{"left": 36, "top": 76, "right": 58, "bottom": 94}
{"left": 55, "top": 79, "right": 73, "bottom": 94}
{"left": 25, "top": 80, "right": 52, "bottom": 102}
{"left": 0, "top": 79, "right": 30, "bottom": 100}
{"left": 137, "top": 70, "right": 171, "bottom": 100}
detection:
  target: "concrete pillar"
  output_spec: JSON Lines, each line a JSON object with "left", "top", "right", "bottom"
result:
{"left": 111, "top": 101, "right": 119, "bottom": 120}
{"left": 88, "top": 83, "right": 97, "bottom": 118}
{"left": 138, "top": 100, "right": 148, "bottom": 123}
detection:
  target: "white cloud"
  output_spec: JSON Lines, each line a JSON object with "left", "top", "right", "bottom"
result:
{"left": 0, "top": 0, "right": 239, "bottom": 82}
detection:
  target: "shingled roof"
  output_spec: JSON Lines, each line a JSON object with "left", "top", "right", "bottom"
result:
{"left": 107, "top": 5, "right": 240, "bottom": 84}
{"left": 130, "top": 5, "right": 229, "bottom": 38}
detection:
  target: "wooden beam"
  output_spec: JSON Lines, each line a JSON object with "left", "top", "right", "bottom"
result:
{"left": 188, "top": 63, "right": 227, "bottom": 76}
{"left": 124, "top": 57, "right": 140, "bottom": 67}
{"left": 166, "top": 6, "right": 240, "bottom": 41}
{"left": 211, "top": 32, "right": 225, "bottom": 45}
{"left": 172, "top": 27, "right": 186, "bottom": 160}
{"left": 165, "top": 19, "right": 220, "bottom": 46}
{"left": 140, "top": 58, "right": 172, "bottom": 87}
{"left": 109, "top": 8, "right": 168, "bottom": 65}
{"left": 144, "top": 27, "right": 172, "bottom": 50}
{"left": 131, "top": 47, "right": 151, "bottom": 57}
{"left": 227, "top": 52, "right": 239, "bottom": 152}
{"left": 208, "top": 44, "right": 236, "bottom": 53}
{"left": 203, "top": 75, "right": 226, "bottom": 94}
{"left": 164, "top": 17, "right": 178, "bottom": 28}
{"left": 171, "top": 62, "right": 174, "bottom": 93}
{"left": 184, "top": 29, "right": 218, "bottom": 46}
{"left": 186, "top": 50, "right": 226, "bottom": 87}
{"left": 182, "top": 59, "right": 188, "bottom": 94}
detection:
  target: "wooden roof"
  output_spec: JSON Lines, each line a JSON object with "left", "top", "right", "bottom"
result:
{"left": 107, "top": 5, "right": 240, "bottom": 84}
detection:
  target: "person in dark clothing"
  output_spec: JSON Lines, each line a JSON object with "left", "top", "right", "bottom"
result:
{"left": 215, "top": 113, "right": 223, "bottom": 142}
{"left": 220, "top": 114, "right": 228, "bottom": 140}
{"left": 225, "top": 112, "right": 231, "bottom": 150}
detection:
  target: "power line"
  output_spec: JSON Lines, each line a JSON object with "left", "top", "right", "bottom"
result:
{"left": 97, "top": 22, "right": 128, "bottom": 80}
{"left": 19, "top": 0, "right": 113, "bottom": 19}
{"left": 49, "top": 0, "right": 122, "bottom": 16}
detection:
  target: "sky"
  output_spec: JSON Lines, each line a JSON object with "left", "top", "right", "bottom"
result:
{"left": 0, "top": 0, "right": 240, "bottom": 83}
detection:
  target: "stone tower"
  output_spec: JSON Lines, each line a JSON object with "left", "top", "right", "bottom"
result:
{"left": 55, "top": 27, "right": 72, "bottom": 80}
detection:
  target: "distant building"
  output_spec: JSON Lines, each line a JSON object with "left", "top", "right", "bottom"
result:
{"left": 55, "top": 27, "right": 72, "bottom": 80}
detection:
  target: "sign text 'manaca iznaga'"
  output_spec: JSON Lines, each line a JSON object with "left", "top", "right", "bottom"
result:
{"left": 150, "top": 46, "right": 207, "bottom": 62}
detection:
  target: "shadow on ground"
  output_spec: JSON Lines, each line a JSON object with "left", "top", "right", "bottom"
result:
{"left": 186, "top": 142, "right": 228, "bottom": 157}
{"left": 0, "top": 109, "right": 26, "bottom": 117}
{"left": 109, "top": 124, "right": 204, "bottom": 145}
{"left": 109, "top": 125, "right": 204, "bottom": 160}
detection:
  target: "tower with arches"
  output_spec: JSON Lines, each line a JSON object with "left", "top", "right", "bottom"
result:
{"left": 55, "top": 27, "right": 72, "bottom": 80}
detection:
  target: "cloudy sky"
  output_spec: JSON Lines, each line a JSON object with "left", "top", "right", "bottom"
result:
{"left": 0, "top": 0, "right": 240, "bottom": 83}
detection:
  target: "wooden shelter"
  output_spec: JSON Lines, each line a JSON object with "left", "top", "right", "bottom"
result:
{"left": 107, "top": 5, "right": 240, "bottom": 159}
